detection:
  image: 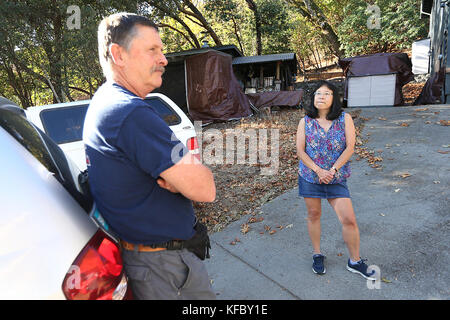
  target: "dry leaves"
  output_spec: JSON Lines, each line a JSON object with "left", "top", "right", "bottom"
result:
{"left": 439, "top": 120, "right": 450, "bottom": 126}
{"left": 240, "top": 223, "right": 250, "bottom": 234}
{"left": 247, "top": 216, "right": 264, "bottom": 224}
{"left": 355, "top": 147, "right": 383, "bottom": 168}
{"left": 381, "top": 277, "right": 392, "bottom": 283}
{"left": 402, "top": 82, "right": 425, "bottom": 104}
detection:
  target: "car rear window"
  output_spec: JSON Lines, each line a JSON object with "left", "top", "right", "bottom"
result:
{"left": 144, "top": 97, "right": 181, "bottom": 126}
{"left": 40, "top": 104, "right": 89, "bottom": 144}
{"left": 0, "top": 108, "right": 59, "bottom": 174}
{"left": 0, "top": 108, "right": 93, "bottom": 212}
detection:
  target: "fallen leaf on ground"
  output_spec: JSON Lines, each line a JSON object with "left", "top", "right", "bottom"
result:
{"left": 378, "top": 117, "right": 387, "bottom": 121}
{"left": 248, "top": 216, "right": 264, "bottom": 224}
{"left": 399, "top": 122, "right": 410, "bottom": 127}
{"left": 269, "top": 230, "right": 276, "bottom": 235}
{"left": 240, "top": 223, "right": 250, "bottom": 234}
{"left": 356, "top": 137, "right": 363, "bottom": 145}
{"left": 399, "top": 173, "right": 412, "bottom": 178}
{"left": 382, "top": 277, "right": 392, "bottom": 283}
{"left": 415, "top": 107, "right": 428, "bottom": 112}
{"left": 439, "top": 120, "right": 450, "bottom": 126}
{"left": 437, "top": 150, "right": 450, "bottom": 154}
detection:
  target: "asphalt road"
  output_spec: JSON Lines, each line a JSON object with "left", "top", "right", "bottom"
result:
{"left": 204, "top": 104, "right": 450, "bottom": 300}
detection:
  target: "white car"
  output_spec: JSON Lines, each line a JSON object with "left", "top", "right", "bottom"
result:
{"left": 25, "top": 93, "right": 199, "bottom": 171}
{"left": 0, "top": 97, "right": 131, "bottom": 299}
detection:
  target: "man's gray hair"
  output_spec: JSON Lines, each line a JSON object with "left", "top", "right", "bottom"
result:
{"left": 97, "top": 12, "right": 158, "bottom": 78}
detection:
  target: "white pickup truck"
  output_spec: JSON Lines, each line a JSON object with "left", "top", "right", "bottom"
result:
{"left": 25, "top": 94, "right": 199, "bottom": 171}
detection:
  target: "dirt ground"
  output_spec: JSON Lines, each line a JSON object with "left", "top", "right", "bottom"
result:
{"left": 193, "top": 81, "right": 425, "bottom": 234}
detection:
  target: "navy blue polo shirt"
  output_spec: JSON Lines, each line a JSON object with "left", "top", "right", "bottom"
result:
{"left": 83, "top": 82, "right": 195, "bottom": 245}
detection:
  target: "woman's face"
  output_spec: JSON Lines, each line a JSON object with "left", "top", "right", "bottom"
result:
{"left": 314, "top": 85, "right": 334, "bottom": 111}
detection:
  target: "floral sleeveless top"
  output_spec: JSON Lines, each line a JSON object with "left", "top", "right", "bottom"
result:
{"left": 298, "top": 112, "right": 351, "bottom": 184}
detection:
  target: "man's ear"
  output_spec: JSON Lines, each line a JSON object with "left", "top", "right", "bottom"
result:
{"left": 109, "top": 43, "right": 125, "bottom": 66}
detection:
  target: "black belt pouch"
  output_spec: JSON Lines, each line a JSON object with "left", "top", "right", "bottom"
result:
{"left": 184, "top": 222, "right": 211, "bottom": 260}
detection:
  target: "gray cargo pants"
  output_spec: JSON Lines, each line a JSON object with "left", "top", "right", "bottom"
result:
{"left": 122, "top": 248, "right": 216, "bottom": 300}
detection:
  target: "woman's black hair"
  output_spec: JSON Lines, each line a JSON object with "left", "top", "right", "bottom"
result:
{"left": 305, "top": 80, "right": 342, "bottom": 120}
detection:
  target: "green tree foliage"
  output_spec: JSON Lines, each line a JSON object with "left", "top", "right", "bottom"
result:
{"left": 0, "top": 0, "right": 135, "bottom": 107}
{"left": 205, "top": 0, "right": 293, "bottom": 56}
{"left": 259, "top": 0, "right": 293, "bottom": 54}
{"left": 338, "top": 0, "right": 428, "bottom": 57}
{"left": 286, "top": 0, "right": 344, "bottom": 58}
{"left": 290, "top": 15, "right": 336, "bottom": 71}
{"left": 204, "top": 0, "right": 248, "bottom": 53}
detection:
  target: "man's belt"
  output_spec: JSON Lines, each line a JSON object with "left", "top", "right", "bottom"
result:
{"left": 120, "top": 239, "right": 185, "bottom": 252}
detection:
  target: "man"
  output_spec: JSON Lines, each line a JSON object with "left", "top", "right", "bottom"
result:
{"left": 83, "top": 12, "right": 216, "bottom": 300}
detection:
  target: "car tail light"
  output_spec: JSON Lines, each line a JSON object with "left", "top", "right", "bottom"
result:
{"left": 62, "top": 230, "right": 130, "bottom": 300}
{"left": 187, "top": 136, "right": 200, "bottom": 160}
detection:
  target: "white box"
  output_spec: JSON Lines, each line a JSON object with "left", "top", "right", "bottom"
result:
{"left": 347, "top": 74, "right": 396, "bottom": 107}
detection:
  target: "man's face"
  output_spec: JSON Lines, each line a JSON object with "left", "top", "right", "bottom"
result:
{"left": 121, "top": 25, "right": 168, "bottom": 96}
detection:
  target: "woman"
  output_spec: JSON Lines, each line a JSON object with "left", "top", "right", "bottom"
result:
{"left": 296, "top": 80, "right": 375, "bottom": 280}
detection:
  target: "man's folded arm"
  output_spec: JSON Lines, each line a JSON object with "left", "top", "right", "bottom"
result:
{"left": 158, "top": 152, "right": 216, "bottom": 202}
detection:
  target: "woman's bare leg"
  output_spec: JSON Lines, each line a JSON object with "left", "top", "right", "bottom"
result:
{"left": 304, "top": 197, "right": 323, "bottom": 254}
{"left": 327, "top": 198, "right": 360, "bottom": 261}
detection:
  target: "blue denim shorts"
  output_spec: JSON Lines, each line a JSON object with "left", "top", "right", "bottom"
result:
{"left": 298, "top": 175, "right": 351, "bottom": 199}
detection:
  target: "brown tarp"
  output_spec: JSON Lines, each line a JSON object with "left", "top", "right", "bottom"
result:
{"left": 246, "top": 91, "right": 304, "bottom": 109}
{"left": 186, "top": 50, "right": 252, "bottom": 122}
{"left": 413, "top": 69, "right": 444, "bottom": 105}
{"left": 338, "top": 53, "right": 414, "bottom": 106}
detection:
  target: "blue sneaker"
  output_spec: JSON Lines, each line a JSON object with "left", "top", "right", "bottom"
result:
{"left": 312, "top": 254, "right": 326, "bottom": 275}
{"left": 346, "top": 258, "right": 376, "bottom": 280}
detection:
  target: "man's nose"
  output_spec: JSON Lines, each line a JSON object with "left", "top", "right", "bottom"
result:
{"left": 160, "top": 53, "right": 168, "bottom": 66}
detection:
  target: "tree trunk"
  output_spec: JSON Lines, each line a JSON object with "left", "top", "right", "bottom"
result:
{"left": 288, "top": 0, "right": 343, "bottom": 58}
{"left": 231, "top": 16, "right": 245, "bottom": 55}
{"left": 182, "top": 0, "right": 223, "bottom": 46}
{"left": 245, "top": 0, "right": 262, "bottom": 55}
